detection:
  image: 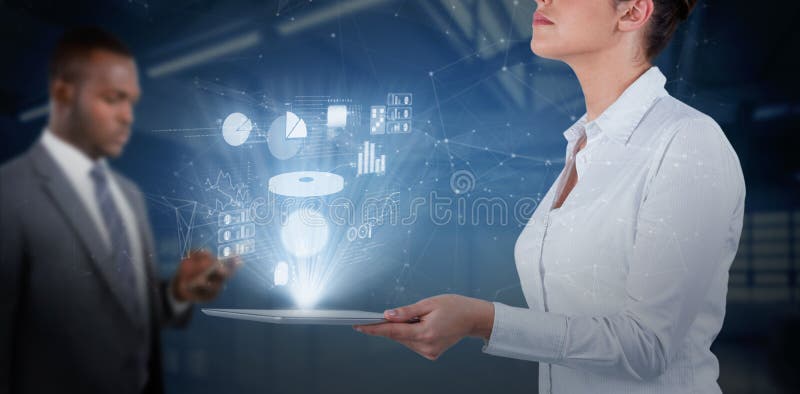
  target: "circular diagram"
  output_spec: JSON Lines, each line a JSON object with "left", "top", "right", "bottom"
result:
{"left": 267, "top": 112, "right": 306, "bottom": 160}
{"left": 221, "top": 112, "right": 252, "bottom": 146}
{"left": 268, "top": 171, "right": 344, "bottom": 197}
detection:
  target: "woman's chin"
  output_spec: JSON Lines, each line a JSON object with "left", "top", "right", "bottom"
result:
{"left": 530, "top": 40, "right": 561, "bottom": 60}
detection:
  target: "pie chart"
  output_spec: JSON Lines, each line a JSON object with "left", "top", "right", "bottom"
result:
{"left": 267, "top": 112, "right": 305, "bottom": 160}
{"left": 221, "top": 112, "right": 252, "bottom": 146}
{"left": 285, "top": 111, "right": 307, "bottom": 139}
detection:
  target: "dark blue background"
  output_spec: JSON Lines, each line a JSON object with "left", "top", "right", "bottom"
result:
{"left": 1, "top": 1, "right": 799, "bottom": 393}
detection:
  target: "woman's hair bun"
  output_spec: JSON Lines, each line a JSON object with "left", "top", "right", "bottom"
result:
{"left": 677, "top": 0, "right": 699, "bottom": 21}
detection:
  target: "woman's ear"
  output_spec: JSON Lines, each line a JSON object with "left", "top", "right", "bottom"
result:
{"left": 618, "top": 0, "right": 654, "bottom": 32}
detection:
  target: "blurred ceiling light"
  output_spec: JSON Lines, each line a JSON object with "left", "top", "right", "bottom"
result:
{"left": 276, "top": 0, "right": 393, "bottom": 36}
{"left": 18, "top": 103, "right": 49, "bottom": 123}
{"left": 146, "top": 31, "right": 261, "bottom": 78}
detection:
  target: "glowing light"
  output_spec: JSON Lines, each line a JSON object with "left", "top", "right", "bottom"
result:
{"left": 274, "top": 261, "right": 289, "bottom": 286}
{"left": 291, "top": 283, "right": 321, "bottom": 308}
{"left": 280, "top": 209, "right": 329, "bottom": 258}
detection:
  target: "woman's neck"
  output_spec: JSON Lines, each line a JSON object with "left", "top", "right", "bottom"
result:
{"left": 567, "top": 50, "right": 651, "bottom": 122}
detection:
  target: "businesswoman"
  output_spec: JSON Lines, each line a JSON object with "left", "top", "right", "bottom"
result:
{"left": 356, "top": 0, "right": 745, "bottom": 392}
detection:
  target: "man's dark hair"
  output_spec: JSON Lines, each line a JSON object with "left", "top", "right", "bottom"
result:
{"left": 48, "top": 27, "right": 133, "bottom": 83}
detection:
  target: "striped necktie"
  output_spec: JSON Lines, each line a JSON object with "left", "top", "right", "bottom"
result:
{"left": 90, "top": 164, "right": 150, "bottom": 388}
{"left": 89, "top": 164, "right": 142, "bottom": 319}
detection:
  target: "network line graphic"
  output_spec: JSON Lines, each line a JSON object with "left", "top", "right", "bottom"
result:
{"left": 137, "top": 0, "right": 708, "bottom": 310}
{"left": 204, "top": 170, "right": 251, "bottom": 217}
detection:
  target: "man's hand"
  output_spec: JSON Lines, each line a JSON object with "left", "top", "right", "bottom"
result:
{"left": 353, "top": 294, "right": 494, "bottom": 361}
{"left": 171, "top": 250, "right": 242, "bottom": 303}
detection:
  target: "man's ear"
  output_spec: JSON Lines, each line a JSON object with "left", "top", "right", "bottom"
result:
{"left": 618, "top": 0, "right": 654, "bottom": 32}
{"left": 50, "top": 78, "right": 76, "bottom": 109}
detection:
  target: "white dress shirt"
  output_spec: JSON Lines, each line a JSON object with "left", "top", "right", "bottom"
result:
{"left": 40, "top": 130, "right": 189, "bottom": 316}
{"left": 483, "top": 67, "right": 745, "bottom": 394}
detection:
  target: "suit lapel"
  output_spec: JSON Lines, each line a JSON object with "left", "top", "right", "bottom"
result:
{"left": 30, "top": 144, "right": 141, "bottom": 324}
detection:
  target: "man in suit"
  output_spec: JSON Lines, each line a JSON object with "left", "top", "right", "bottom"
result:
{"left": 0, "top": 27, "right": 238, "bottom": 393}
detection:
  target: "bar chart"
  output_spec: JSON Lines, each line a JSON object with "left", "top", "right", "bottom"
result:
{"left": 356, "top": 140, "right": 386, "bottom": 176}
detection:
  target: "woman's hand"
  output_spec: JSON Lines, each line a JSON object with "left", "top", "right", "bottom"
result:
{"left": 354, "top": 294, "right": 494, "bottom": 360}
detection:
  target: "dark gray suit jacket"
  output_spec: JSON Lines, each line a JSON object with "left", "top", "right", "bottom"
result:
{"left": 0, "top": 143, "right": 191, "bottom": 394}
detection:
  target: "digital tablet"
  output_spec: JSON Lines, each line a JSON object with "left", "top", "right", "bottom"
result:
{"left": 201, "top": 308, "right": 387, "bottom": 325}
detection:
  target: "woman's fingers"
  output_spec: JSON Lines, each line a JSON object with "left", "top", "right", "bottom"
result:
{"left": 354, "top": 295, "right": 481, "bottom": 361}
{"left": 354, "top": 322, "right": 421, "bottom": 341}
{"left": 355, "top": 323, "right": 443, "bottom": 360}
{"left": 383, "top": 298, "right": 436, "bottom": 322}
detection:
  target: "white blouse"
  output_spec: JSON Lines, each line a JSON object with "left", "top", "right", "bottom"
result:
{"left": 483, "top": 67, "right": 746, "bottom": 394}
